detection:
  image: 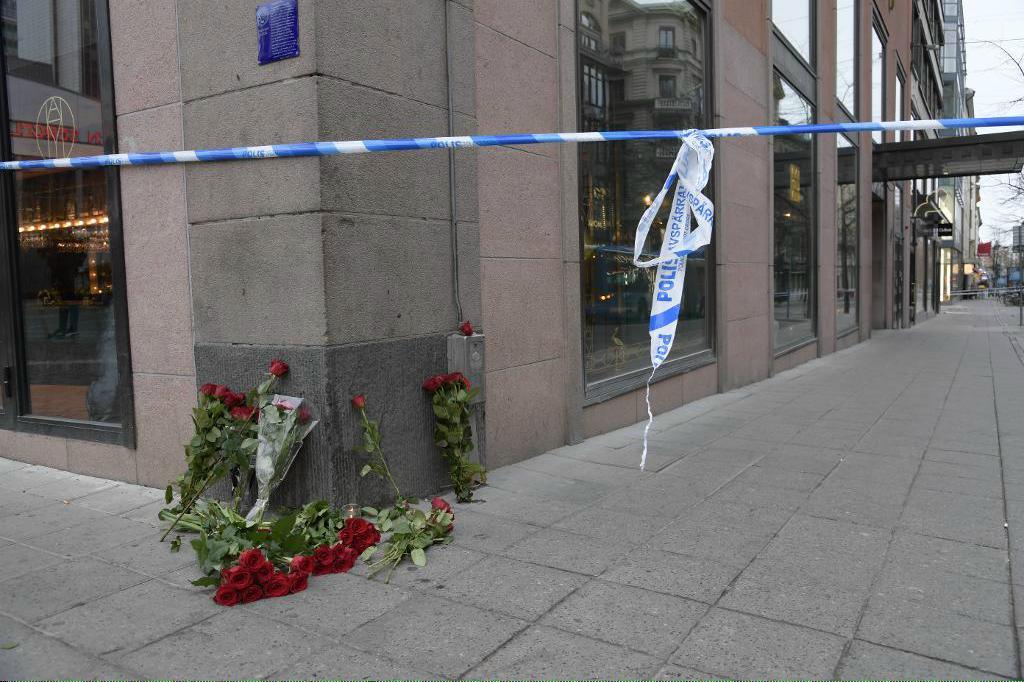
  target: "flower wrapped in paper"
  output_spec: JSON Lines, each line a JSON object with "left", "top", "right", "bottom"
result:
{"left": 245, "top": 394, "right": 318, "bottom": 524}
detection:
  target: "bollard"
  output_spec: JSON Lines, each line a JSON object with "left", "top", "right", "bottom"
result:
{"left": 1019, "top": 285, "right": 1022, "bottom": 327}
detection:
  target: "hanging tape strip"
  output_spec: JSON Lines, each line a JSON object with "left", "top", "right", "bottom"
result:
{"left": 630, "top": 131, "right": 715, "bottom": 470}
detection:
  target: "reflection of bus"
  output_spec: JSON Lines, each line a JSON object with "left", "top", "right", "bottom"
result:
{"left": 584, "top": 243, "right": 707, "bottom": 323}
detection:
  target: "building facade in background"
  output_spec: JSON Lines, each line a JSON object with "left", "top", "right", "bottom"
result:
{"left": 0, "top": 0, "right": 963, "bottom": 504}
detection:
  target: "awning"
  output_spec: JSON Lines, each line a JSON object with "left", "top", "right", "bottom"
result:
{"left": 871, "top": 130, "right": 1024, "bottom": 182}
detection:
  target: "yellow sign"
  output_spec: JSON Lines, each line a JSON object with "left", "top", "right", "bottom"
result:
{"left": 789, "top": 163, "right": 801, "bottom": 203}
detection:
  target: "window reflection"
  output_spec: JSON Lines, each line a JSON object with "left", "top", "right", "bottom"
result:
{"left": 772, "top": 0, "right": 812, "bottom": 64}
{"left": 836, "top": 134, "right": 858, "bottom": 333}
{"left": 836, "top": 0, "right": 856, "bottom": 116}
{"left": 3, "top": 0, "right": 123, "bottom": 423}
{"left": 871, "top": 26, "right": 885, "bottom": 143}
{"left": 579, "top": 0, "right": 708, "bottom": 388}
{"left": 773, "top": 74, "right": 815, "bottom": 349}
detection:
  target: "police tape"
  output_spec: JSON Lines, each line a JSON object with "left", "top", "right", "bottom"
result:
{"left": 7, "top": 114, "right": 1022, "bottom": 468}
{"left": 632, "top": 131, "right": 714, "bottom": 470}
{"left": 1, "top": 115, "right": 1023, "bottom": 171}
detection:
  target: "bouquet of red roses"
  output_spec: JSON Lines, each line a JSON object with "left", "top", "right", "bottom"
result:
{"left": 422, "top": 373, "right": 485, "bottom": 502}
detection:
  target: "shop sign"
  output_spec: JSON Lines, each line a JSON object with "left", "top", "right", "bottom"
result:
{"left": 257, "top": 0, "right": 300, "bottom": 65}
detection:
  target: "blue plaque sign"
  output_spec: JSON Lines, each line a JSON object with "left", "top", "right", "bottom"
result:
{"left": 256, "top": 0, "right": 299, "bottom": 65}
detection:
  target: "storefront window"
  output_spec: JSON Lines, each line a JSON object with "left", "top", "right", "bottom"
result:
{"left": 836, "top": 134, "right": 857, "bottom": 333}
{"left": 773, "top": 74, "right": 815, "bottom": 349}
{"left": 773, "top": 0, "right": 813, "bottom": 64}
{"left": 2, "top": 0, "right": 127, "bottom": 425}
{"left": 836, "top": 0, "right": 856, "bottom": 116}
{"left": 579, "top": 0, "right": 709, "bottom": 390}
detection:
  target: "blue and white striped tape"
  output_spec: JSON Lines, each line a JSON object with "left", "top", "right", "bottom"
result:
{"left": 1, "top": 115, "right": 1022, "bottom": 171}
{"left": 10, "top": 114, "right": 1017, "bottom": 469}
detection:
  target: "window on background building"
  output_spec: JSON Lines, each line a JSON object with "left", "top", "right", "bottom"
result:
{"left": 836, "top": 0, "right": 856, "bottom": 116}
{"left": 659, "top": 27, "right": 675, "bottom": 50}
{"left": 611, "top": 32, "right": 625, "bottom": 54}
{"left": 773, "top": 74, "right": 816, "bottom": 349}
{"left": 579, "top": 0, "right": 709, "bottom": 392}
{"left": 772, "top": 0, "right": 813, "bottom": 64}
{"left": 0, "top": 0, "right": 130, "bottom": 429}
{"left": 836, "top": 134, "right": 858, "bottom": 333}
{"left": 659, "top": 74, "right": 676, "bottom": 97}
{"left": 871, "top": 25, "right": 885, "bottom": 143}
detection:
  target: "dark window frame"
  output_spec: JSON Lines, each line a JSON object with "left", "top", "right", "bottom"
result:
{"left": 577, "top": 0, "right": 717, "bottom": 405}
{"left": 0, "top": 0, "right": 134, "bottom": 447}
{"left": 771, "top": 70, "right": 818, "bottom": 355}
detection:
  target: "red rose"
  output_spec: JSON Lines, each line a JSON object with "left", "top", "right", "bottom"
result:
{"left": 213, "top": 585, "right": 240, "bottom": 606}
{"left": 268, "top": 359, "right": 289, "bottom": 377}
{"left": 290, "top": 555, "right": 314, "bottom": 575}
{"left": 459, "top": 320, "right": 474, "bottom": 336}
{"left": 223, "top": 391, "right": 245, "bottom": 408}
{"left": 265, "top": 571, "right": 291, "bottom": 598}
{"left": 448, "top": 372, "right": 470, "bottom": 389}
{"left": 298, "top": 406, "right": 312, "bottom": 424}
{"left": 337, "top": 517, "right": 380, "bottom": 554}
{"left": 238, "top": 548, "right": 265, "bottom": 570}
{"left": 312, "top": 545, "right": 334, "bottom": 575}
{"left": 240, "top": 584, "right": 263, "bottom": 603}
{"left": 289, "top": 571, "right": 308, "bottom": 594}
{"left": 230, "top": 405, "right": 257, "bottom": 422}
{"left": 431, "top": 497, "right": 453, "bottom": 515}
{"left": 199, "top": 383, "right": 218, "bottom": 396}
{"left": 224, "top": 567, "right": 254, "bottom": 590}
{"left": 351, "top": 394, "right": 366, "bottom": 410}
{"left": 213, "top": 384, "right": 232, "bottom": 401}
{"left": 332, "top": 544, "right": 358, "bottom": 573}
{"left": 253, "top": 561, "right": 274, "bottom": 585}
{"left": 422, "top": 375, "right": 443, "bottom": 393}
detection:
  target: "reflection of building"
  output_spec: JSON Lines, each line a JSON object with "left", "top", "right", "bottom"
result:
{"left": 1, "top": 1, "right": 993, "bottom": 509}
{"left": 579, "top": 0, "right": 708, "bottom": 387}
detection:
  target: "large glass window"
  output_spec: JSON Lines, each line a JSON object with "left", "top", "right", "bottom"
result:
{"left": 772, "top": 0, "right": 813, "bottom": 64}
{"left": 1, "top": 0, "right": 128, "bottom": 426}
{"left": 579, "top": 0, "right": 709, "bottom": 390}
{"left": 836, "top": 0, "right": 856, "bottom": 116}
{"left": 836, "top": 134, "right": 858, "bottom": 333}
{"left": 773, "top": 74, "right": 815, "bottom": 349}
{"left": 871, "top": 25, "right": 885, "bottom": 143}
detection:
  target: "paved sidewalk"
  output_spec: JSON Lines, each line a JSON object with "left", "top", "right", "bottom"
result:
{"left": 3, "top": 299, "right": 1024, "bottom": 680}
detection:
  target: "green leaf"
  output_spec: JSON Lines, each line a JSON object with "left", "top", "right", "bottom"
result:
{"left": 360, "top": 464, "right": 372, "bottom": 477}
{"left": 191, "top": 575, "right": 221, "bottom": 587}
{"left": 270, "top": 512, "right": 297, "bottom": 542}
{"left": 164, "top": 484, "right": 173, "bottom": 504}
{"left": 170, "top": 536, "right": 182, "bottom": 552}
{"left": 410, "top": 547, "right": 426, "bottom": 567}
{"left": 362, "top": 506, "right": 379, "bottom": 516}
{"left": 0, "top": 642, "right": 18, "bottom": 650}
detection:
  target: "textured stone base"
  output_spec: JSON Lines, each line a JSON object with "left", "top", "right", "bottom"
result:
{"left": 194, "top": 334, "right": 456, "bottom": 509}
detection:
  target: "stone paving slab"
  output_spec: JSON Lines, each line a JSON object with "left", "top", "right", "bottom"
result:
{"left": 3, "top": 300, "right": 1024, "bottom": 679}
